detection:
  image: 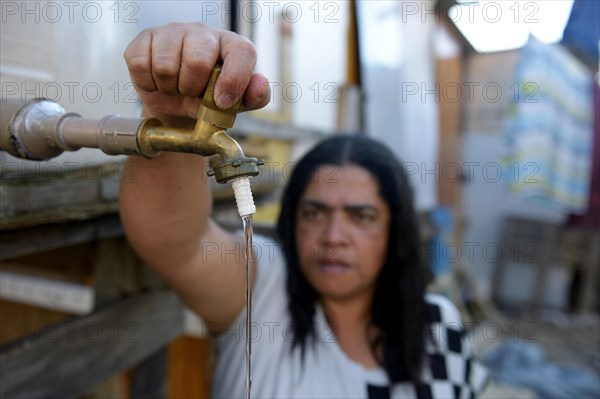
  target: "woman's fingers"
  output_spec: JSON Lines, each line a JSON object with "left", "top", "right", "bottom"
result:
{"left": 243, "top": 73, "right": 271, "bottom": 111}
{"left": 124, "top": 22, "right": 269, "bottom": 118}
{"left": 150, "top": 24, "right": 185, "bottom": 95}
{"left": 123, "top": 29, "right": 156, "bottom": 92}
{"left": 216, "top": 31, "right": 257, "bottom": 109}
{"left": 178, "top": 27, "right": 220, "bottom": 97}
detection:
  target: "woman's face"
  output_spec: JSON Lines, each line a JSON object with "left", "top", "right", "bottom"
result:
{"left": 295, "top": 164, "right": 391, "bottom": 302}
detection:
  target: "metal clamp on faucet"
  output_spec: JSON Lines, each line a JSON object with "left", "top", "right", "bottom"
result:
{"left": 1, "top": 65, "right": 263, "bottom": 216}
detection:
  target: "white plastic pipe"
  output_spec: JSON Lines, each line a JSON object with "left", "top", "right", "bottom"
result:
{"left": 230, "top": 177, "right": 256, "bottom": 217}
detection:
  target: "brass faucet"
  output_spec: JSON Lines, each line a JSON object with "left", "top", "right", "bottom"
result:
{"left": 0, "top": 65, "right": 262, "bottom": 184}
{"left": 138, "top": 65, "right": 262, "bottom": 183}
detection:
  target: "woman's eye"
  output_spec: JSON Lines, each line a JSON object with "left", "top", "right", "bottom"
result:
{"left": 354, "top": 212, "right": 375, "bottom": 224}
{"left": 302, "top": 208, "right": 321, "bottom": 220}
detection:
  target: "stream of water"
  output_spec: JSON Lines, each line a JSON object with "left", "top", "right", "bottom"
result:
{"left": 242, "top": 215, "right": 253, "bottom": 399}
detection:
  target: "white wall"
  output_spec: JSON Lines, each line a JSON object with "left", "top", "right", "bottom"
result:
{"left": 0, "top": 0, "right": 228, "bottom": 170}
{"left": 251, "top": 1, "right": 348, "bottom": 133}
{"left": 358, "top": 0, "right": 439, "bottom": 211}
{"left": 1, "top": 1, "right": 143, "bottom": 168}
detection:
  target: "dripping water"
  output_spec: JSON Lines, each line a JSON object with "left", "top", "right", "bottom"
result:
{"left": 242, "top": 215, "right": 253, "bottom": 399}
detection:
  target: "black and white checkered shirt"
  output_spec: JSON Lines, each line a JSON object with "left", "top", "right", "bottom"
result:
{"left": 366, "top": 294, "right": 490, "bottom": 399}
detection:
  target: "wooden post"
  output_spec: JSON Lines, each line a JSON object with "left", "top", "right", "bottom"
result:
{"left": 0, "top": 291, "right": 183, "bottom": 399}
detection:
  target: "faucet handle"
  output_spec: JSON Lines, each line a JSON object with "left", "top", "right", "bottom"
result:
{"left": 197, "top": 64, "right": 243, "bottom": 130}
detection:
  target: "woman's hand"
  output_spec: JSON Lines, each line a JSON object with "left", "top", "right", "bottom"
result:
{"left": 124, "top": 22, "right": 270, "bottom": 126}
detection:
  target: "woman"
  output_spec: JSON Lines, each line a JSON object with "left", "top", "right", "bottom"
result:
{"left": 120, "top": 22, "right": 488, "bottom": 398}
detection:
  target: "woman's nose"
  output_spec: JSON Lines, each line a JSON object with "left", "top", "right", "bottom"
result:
{"left": 321, "top": 213, "right": 348, "bottom": 245}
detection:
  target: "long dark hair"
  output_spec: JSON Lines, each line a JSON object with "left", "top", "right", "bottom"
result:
{"left": 276, "top": 134, "right": 429, "bottom": 385}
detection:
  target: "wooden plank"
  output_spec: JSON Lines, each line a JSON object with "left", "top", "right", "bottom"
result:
{"left": 0, "top": 202, "right": 119, "bottom": 231}
{"left": 168, "top": 336, "right": 213, "bottom": 399}
{"left": 89, "top": 371, "right": 132, "bottom": 399}
{"left": 93, "top": 238, "right": 141, "bottom": 307}
{"left": 0, "top": 290, "right": 183, "bottom": 399}
{"left": 582, "top": 231, "right": 600, "bottom": 311}
{"left": 131, "top": 348, "right": 168, "bottom": 399}
{"left": 0, "top": 300, "right": 72, "bottom": 345}
{"left": 0, "top": 161, "right": 123, "bottom": 228}
{"left": 0, "top": 214, "right": 123, "bottom": 261}
{"left": 436, "top": 56, "right": 463, "bottom": 208}
{"left": 1, "top": 179, "right": 100, "bottom": 216}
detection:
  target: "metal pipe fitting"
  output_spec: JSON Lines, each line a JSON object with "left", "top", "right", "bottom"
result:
{"left": 1, "top": 98, "right": 76, "bottom": 160}
{"left": 1, "top": 66, "right": 262, "bottom": 184}
{"left": 61, "top": 114, "right": 155, "bottom": 156}
{"left": 0, "top": 98, "right": 152, "bottom": 160}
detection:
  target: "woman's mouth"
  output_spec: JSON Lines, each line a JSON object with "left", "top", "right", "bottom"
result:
{"left": 319, "top": 261, "right": 350, "bottom": 274}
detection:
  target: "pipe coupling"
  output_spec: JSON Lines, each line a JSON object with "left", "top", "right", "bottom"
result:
{"left": 3, "top": 98, "right": 75, "bottom": 160}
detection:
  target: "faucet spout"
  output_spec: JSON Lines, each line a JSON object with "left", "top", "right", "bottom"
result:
{"left": 204, "top": 129, "right": 262, "bottom": 184}
{"left": 138, "top": 123, "right": 261, "bottom": 183}
{"left": 208, "top": 129, "right": 245, "bottom": 161}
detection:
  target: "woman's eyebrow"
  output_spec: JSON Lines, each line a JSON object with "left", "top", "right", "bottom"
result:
{"left": 343, "top": 204, "right": 378, "bottom": 213}
{"left": 300, "top": 199, "right": 378, "bottom": 213}
{"left": 299, "top": 199, "right": 330, "bottom": 210}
